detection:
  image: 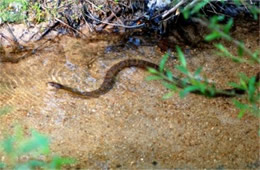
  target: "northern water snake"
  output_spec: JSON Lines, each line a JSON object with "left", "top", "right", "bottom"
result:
{"left": 48, "top": 59, "right": 260, "bottom": 98}
{"left": 48, "top": 59, "right": 162, "bottom": 98}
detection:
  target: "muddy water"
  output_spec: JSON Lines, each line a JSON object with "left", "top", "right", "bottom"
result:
{"left": 0, "top": 28, "right": 259, "bottom": 169}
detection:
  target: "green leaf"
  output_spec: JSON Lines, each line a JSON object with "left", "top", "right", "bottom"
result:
{"left": 216, "top": 15, "right": 225, "bottom": 22}
{"left": 176, "top": 46, "right": 186, "bottom": 67}
{"left": 223, "top": 18, "right": 233, "bottom": 34}
{"left": 237, "top": 109, "right": 246, "bottom": 119}
{"left": 215, "top": 44, "right": 241, "bottom": 62}
{"left": 206, "top": 86, "right": 217, "bottom": 97}
{"left": 233, "top": 56, "right": 244, "bottom": 63}
{"left": 205, "top": 32, "right": 220, "bottom": 41}
{"left": 163, "top": 92, "right": 174, "bottom": 99}
{"left": 252, "top": 51, "right": 260, "bottom": 63}
{"left": 162, "top": 81, "right": 177, "bottom": 91}
{"left": 237, "top": 42, "right": 244, "bottom": 57}
{"left": 146, "top": 75, "right": 163, "bottom": 81}
{"left": 215, "top": 44, "right": 229, "bottom": 54}
{"left": 166, "top": 70, "right": 173, "bottom": 81}
{"left": 13, "top": 126, "right": 25, "bottom": 145}
{"left": 209, "top": 15, "right": 224, "bottom": 28}
{"left": 229, "top": 82, "right": 243, "bottom": 89}
{"left": 176, "top": 65, "right": 188, "bottom": 75}
{"left": 209, "top": 16, "right": 218, "bottom": 27}
{"left": 191, "top": 0, "right": 209, "bottom": 15}
{"left": 159, "top": 52, "right": 170, "bottom": 72}
{"left": 2, "top": 136, "right": 15, "bottom": 154}
{"left": 182, "top": 8, "right": 190, "bottom": 19}
{"left": 248, "top": 5, "right": 260, "bottom": 20}
{"left": 15, "top": 164, "right": 31, "bottom": 170}
{"left": 15, "top": 160, "right": 45, "bottom": 170}
{"left": 197, "top": 82, "right": 207, "bottom": 93}
{"left": 20, "top": 131, "right": 49, "bottom": 154}
{"left": 233, "top": 100, "right": 246, "bottom": 109}
{"left": 239, "top": 77, "right": 248, "bottom": 89}
{"left": 194, "top": 67, "right": 203, "bottom": 77}
{"left": 48, "top": 156, "right": 76, "bottom": 169}
{"left": 233, "top": 100, "right": 248, "bottom": 118}
{"left": 0, "top": 127, "right": 76, "bottom": 169}
{"left": 97, "top": 5, "right": 103, "bottom": 9}
{"left": 248, "top": 77, "right": 256, "bottom": 102}
{"left": 0, "top": 162, "right": 6, "bottom": 168}
{"left": 233, "top": 0, "right": 242, "bottom": 6}
{"left": 147, "top": 67, "right": 159, "bottom": 74}
{"left": 251, "top": 104, "right": 260, "bottom": 117}
{"left": 179, "top": 86, "right": 199, "bottom": 98}
{"left": 25, "top": 160, "right": 45, "bottom": 167}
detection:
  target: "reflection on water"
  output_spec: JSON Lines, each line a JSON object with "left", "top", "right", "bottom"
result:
{"left": 0, "top": 33, "right": 259, "bottom": 169}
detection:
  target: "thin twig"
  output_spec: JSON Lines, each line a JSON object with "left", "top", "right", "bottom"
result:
{"left": 96, "top": 6, "right": 122, "bottom": 31}
{"left": 6, "top": 24, "right": 23, "bottom": 50}
{"left": 37, "top": 21, "right": 60, "bottom": 41}
{"left": 192, "top": 17, "right": 258, "bottom": 61}
{"left": 0, "top": 39, "right": 50, "bottom": 63}
{"left": 86, "top": 13, "right": 145, "bottom": 29}
{"left": 84, "top": 0, "right": 106, "bottom": 15}
{"left": 54, "top": 18, "right": 87, "bottom": 38}
{"left": 162, "top": 0, "right": 187, "bottom": 19}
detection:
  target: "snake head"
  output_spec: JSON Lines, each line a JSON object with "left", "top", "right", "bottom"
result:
{"left": 47, "top": 82, "right": 63, "bottom": 89}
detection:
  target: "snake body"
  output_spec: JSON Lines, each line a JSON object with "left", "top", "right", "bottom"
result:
{"left": 48, "top": 59, "right": 260, "bottom": 98}
{"left": 48, "top": 59, "right": 161, "bottom": 98}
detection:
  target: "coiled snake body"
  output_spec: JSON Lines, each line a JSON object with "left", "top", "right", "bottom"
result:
{"left": 48, "top": 59, "right": 260, "bottom": 98}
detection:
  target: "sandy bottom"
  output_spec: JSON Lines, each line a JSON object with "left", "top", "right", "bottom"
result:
{"left": 0, "top": 22, "right": 259, "bottom": 169}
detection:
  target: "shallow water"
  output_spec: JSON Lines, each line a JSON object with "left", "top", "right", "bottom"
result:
{"left": 0, "top": 25, "right": 259, "bottom": 169}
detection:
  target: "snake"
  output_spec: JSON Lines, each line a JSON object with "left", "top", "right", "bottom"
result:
{"left": 47, "top": 59, "right": 260, "bottom": 98}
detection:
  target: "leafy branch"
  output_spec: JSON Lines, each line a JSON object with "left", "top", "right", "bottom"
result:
{"left": 0, "top": 126, "right": 76, "bottom": 169}
{"left": 148, "top": 47, "right": 260, "bottom": 117}
{"left": 192, "top": 17, "right": 260, "bottom": 64}
{"left": 148, "top": 0, "right": 260, "bottom": 118}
